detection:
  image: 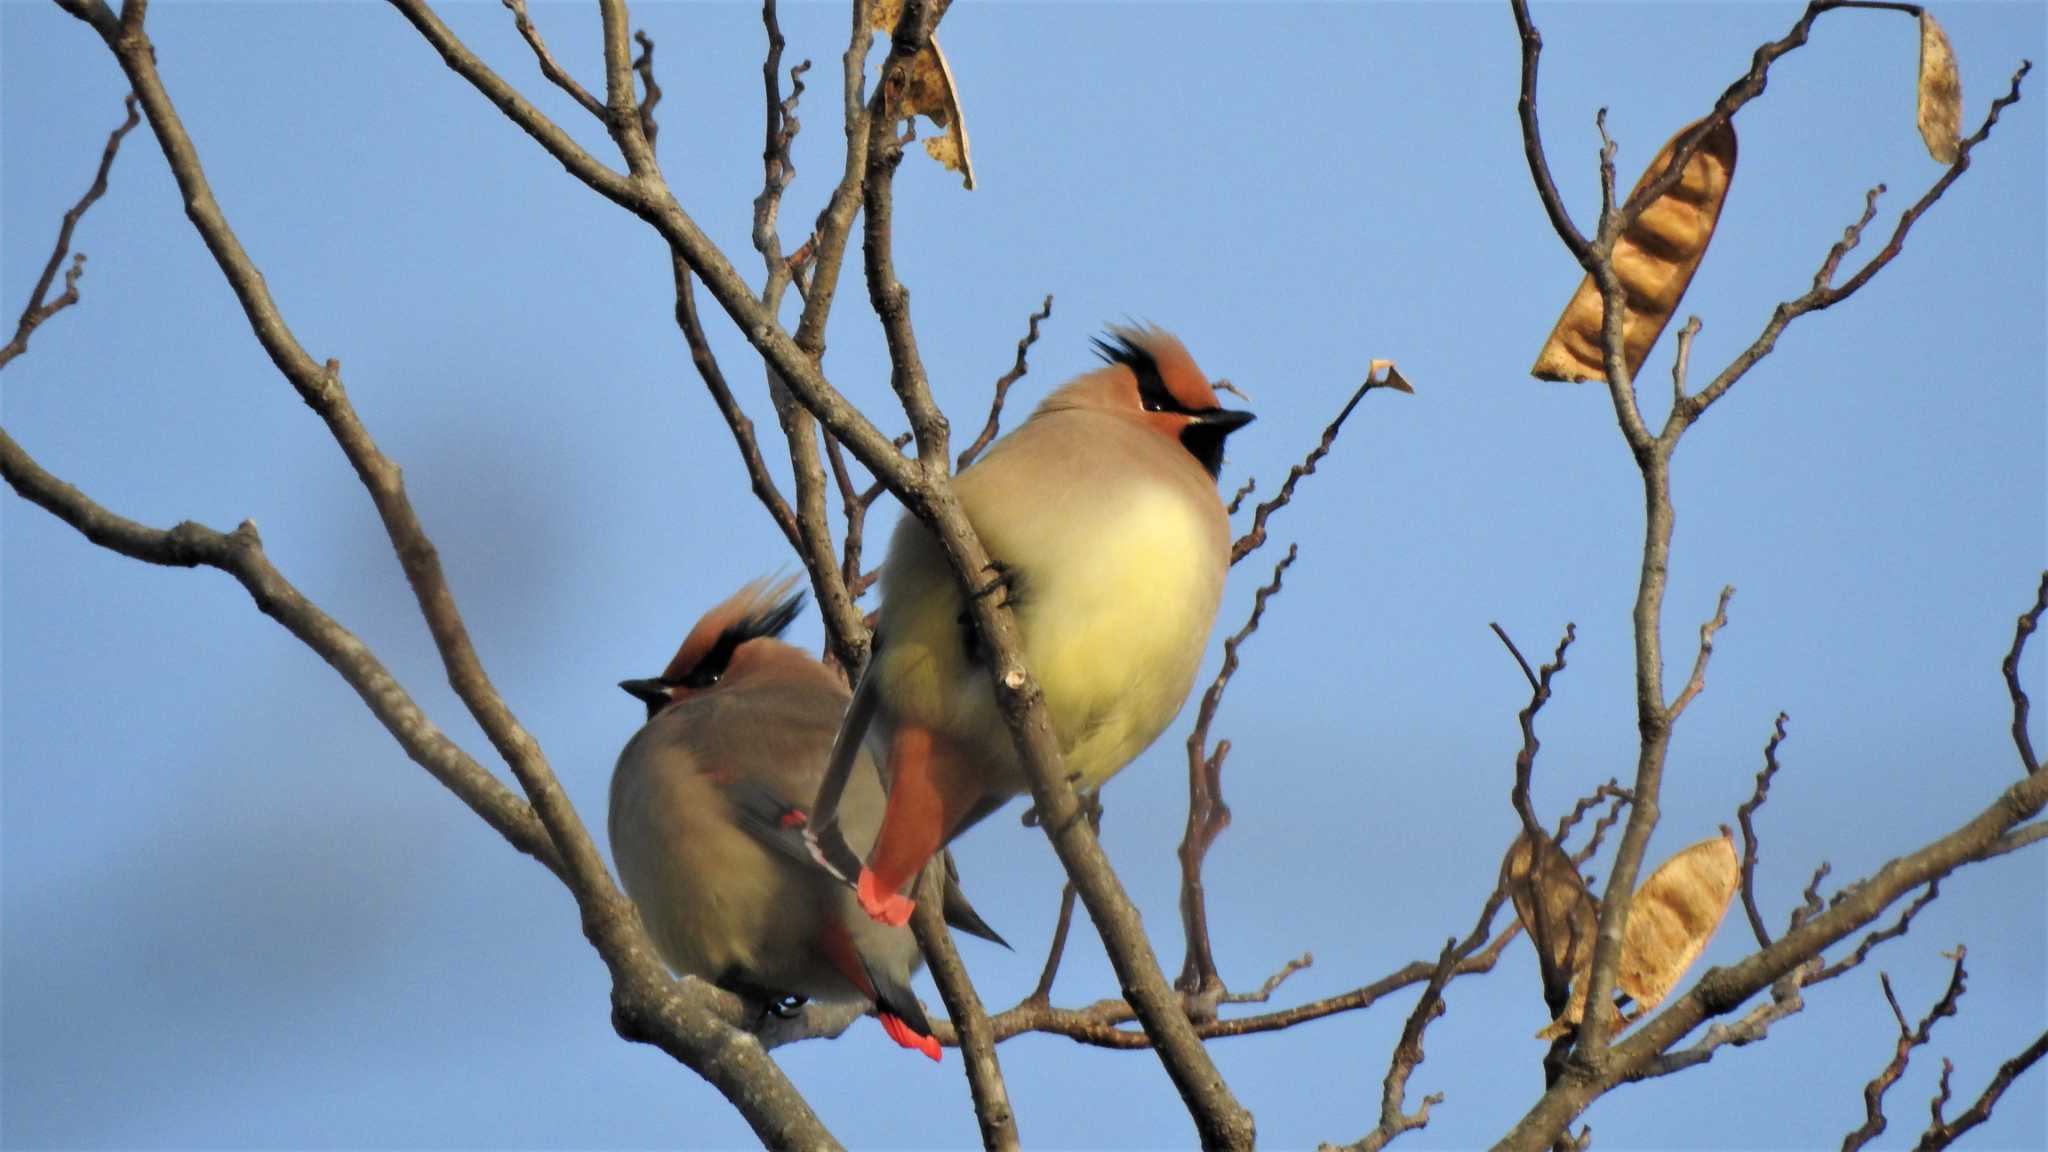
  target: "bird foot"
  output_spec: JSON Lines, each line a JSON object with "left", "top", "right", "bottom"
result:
{"left": 971, "top": 560, "right": 1016, "bottom": 608}
{"left": 857, "top": 868, "right": 916, "bottom": 927}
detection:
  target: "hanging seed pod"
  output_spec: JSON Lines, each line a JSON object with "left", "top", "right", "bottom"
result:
{"left": 1618, "top": 829, "right": 1741, "bottom": 1013}
{"left": 871, "top": 0, "right": 975, "bottom": 189}
{"left": 1917, "top": 11, "right": 1964, "bottom": 164}
{"left": 1504, "top": 828, "right": 1598, "bottom": 1031}
{"left": 1531, "top": 118, "right": 1738, "bottom": 384}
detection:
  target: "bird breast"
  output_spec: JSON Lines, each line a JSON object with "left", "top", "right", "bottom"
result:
{"left": 877, "top": 412, "right": 1229, "bottom": 793}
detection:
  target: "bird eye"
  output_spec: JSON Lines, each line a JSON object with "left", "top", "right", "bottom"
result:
{"left": 1142, "top": 395, "right": 1165, "bottom": 413}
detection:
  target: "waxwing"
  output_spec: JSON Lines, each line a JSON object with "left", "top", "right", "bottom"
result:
{"left": 813, "top": 326, "right": 1253, "bottom": 925}
{"left": 608, "top": 578, "right": 1003, "bottom": 1060}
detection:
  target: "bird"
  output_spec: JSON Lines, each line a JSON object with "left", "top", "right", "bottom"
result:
{"left": 608, "top": 577, "right": 1004, "bottom": 1062}
{"left": 813, "top": 325, "right": 1254, "bottom": 927}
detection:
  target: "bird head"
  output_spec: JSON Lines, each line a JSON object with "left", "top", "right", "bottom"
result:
{"left": 619, "top": 576, "right": 809, "bottom": 718}
{"left": 1042, "top": 325, "right": 1254, "bottom": 479}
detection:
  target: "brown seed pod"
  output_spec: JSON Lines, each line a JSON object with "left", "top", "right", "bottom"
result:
{"left": 1917, "top": 11, "right": 1964, "bottom": 165}
{"left": 1531, "top": 118, "right": 1738, "bottom": 384}
{"left": 1504, "top": 828, "right": 1598, "bottom": 1015}
{"left": 1618, "top": 829, "right": 1741, "bottom": 1013}
{"left": 870, "top": 0, "right": 975, "bottom": 189}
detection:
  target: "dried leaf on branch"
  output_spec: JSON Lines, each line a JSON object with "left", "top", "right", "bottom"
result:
{"left": 1917, "top": 11, "right": 1964, "bottom": 164}
{"left": 1530, "top": 119, "right": 1738, "bottom": 384}
{"left": 1504, "top": 829, "right": 1598, "bottom": 1003}
{"left": 1618, "top": 829, "right": 1740, "bottom": 1013}
{"left": 871, "top": 0, "right": 975, "bottom": 189}
{"left": 1532, "top": 829, "right": 1741, "bottom": 1039}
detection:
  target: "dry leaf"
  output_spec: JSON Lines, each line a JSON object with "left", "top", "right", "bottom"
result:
{"left": 1618, "top": 829, "right": 1740, "bottom": 1013}
{"left": 1531, "top": 119, "right": 1738, "bottom": 384}
{"left": 909, "top": 39, "right": 974, "bottom": 189}
{"left": 1504, "top": 829, "right": 1598, "bottom": 1009}
{"left": 867, "top": 0, "right": 974, "bottom": 189}
{"left": 1367, "top": 358, "right": 1416, "bottom": 395}
{"left": 1917, "top": 11, "right": 1964, "bottom": 164}
{"left": 1528, "top": 829, "right": 1740, "bottom": 1040}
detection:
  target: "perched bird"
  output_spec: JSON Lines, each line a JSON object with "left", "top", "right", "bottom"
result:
{"left": 608, "top": 578, "right": 1003, "bottom": 1062}
{"left": 816, "top": 326, "right": 1254, "bottom": 926}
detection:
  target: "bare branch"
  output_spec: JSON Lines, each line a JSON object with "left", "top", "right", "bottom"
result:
{"left": 1841, "top": 950, "right": 1968, "bottom": 1152}
{"left": 1177, "top": 544, "right": 1298, "bottom": 1001}
{"left": 1025, "top": 883, "right": 1079, "bottom": 1006}
{"left": 1668, "top": 586, "right": 1734, "bottom": 719}
{"left": 0, "top": 429, "right": 558, "bottom": 875}
{"left": 2002, "top": 571, "right": 2046, "bottom": 775}
{"left": 58, "top": 9, "right": 840, "bottom": 1144}
{"left": 1508, "top": 0, "right": 1593, "bottom": 266}
{"left": 912, "top": 869, "right": 1020, "bottom": 1152}
{"left": 1913, "top": 1031, "right": 2048, "bottom": 1151}
{"left": 1, "top": 94, "right": 139, "bottom": 372}
{"left": 670, "top": 255, "right": 802, "bottom": 553}
{"left": 632, "top": 30, "right": 662, "bottom": 147}
{"left": 1231, "top": 369, "right": 1406, "bottom": 564}
{"left": 957, "top": 923, "right": 1519, "bottom": 1051}
{"left": 1814, "top": 881, "right": 1940, "bottom": 985}
{"left": 1678, "top": 64, "right": 2032, "bottom": 427}
{"left": 1736, "top": 714, "right": 1791, "bottom": 949}
{"left": 957, "top": 295, "right": 1053, "bottom": 472}
{"left": 1560, "top": 783, "right": 1632, "bottom": 869}
{"left": 1225, "top": 476, "right": 1257, "bottom": 517}
{"left": 1668, "top": 316, "right": 1702, "bottom": 405}
{"left": 1323, "top": 940, "right": 1459, "bottom": 1152}
{"left": 1499, "top": 622, "right": 1578, "bottom": 837}
{"left": 499, "top": 0, "right": 605, "bottom": 122}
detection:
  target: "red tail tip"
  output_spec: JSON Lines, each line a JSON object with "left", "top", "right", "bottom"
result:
{"left": 878, "top": 1013, "right": 943, "bottom": 1062}
{"left": 857, "top": 869, "right": 916, "bottom": 927}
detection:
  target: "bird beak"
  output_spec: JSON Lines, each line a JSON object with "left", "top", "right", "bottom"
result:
{"left": 618, "top": 678, "right": 670, "bottom": 708}
{"left": 1190, "top": 408, "right": 1255, "bottom": 434}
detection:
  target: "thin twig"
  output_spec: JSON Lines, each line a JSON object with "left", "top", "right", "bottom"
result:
{"left": 1231, "top": 366, "right": 1409, "bottom": 564}
{"left": 1736, "top": 714, "right": 1791, "bottom": 949}
{"left": 957, "top": 295, "right": 1053, "bottom": 472}
{"left": 632, "top": 30, "right": 662, "bottom": 147}
{"left": 1841, "top": 949, "right": 1968, "bottom": 1152}
{"left": 2001, "top": 571, "right": 2046, "bottom": 775}
{"left": 1669, "top": 586, "right": 1734, "bottom": 719}
{"left": 499, "top": 0, "right": 606, "bottom": 122}
{"left": 1813, "top": 881, "right": 1940, "bottom": 985}
{"left": 1178, "top": 544, "right": 1298, "bottom": 1001}
{"left": 1500, "top": 623, "right": 1577, "bottom": 837}
{"left": 670, "top": 255, "right": 802, "bottom": 553}
{"left": 1, "top": 94, "right": 140, "bottom": 372}
{"left": 912, "top": 868, "right": 1021, "bottom": 1152}
{"left": 1912, "top": 1030, "right": 2048, "bottom": 1151}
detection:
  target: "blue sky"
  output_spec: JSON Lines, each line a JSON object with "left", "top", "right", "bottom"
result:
{"left": 3, "top": 1, "right": 2043, "bottom": 1148}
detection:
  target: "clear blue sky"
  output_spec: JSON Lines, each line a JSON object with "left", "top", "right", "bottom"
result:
{"left": 4, "top": 2, "right": 2043, "bottom": 1148}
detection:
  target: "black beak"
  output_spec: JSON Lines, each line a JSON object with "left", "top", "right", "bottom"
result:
{"left": 619, "top": 678, "right": 670, "bottom": 708}
{"left": 1190, "top": 407, "right": 1255, "bottom": 435}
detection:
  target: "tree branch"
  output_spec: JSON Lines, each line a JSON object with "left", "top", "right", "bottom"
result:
{"left": 1912, "top": 1030, "right": 2048, "bottom": 1151}
{"left": 1, "top": 92, "right": 139, "bottom": 371}
{"left": 1735, "top": 713, "right": 1791, "bottom": 949}
{"left": 58, "top": 8, "right": 841, "bottom": 1145}
{"left": 499, "top": 0, "right": 605, "bottom": 122}
{"left": 1841, "top": 949, "right": 1968, "bottom": 1152}
{"left": 0, "top": 428, "right": 560, "bottom": 875}
{"left": 1231, "top": 364, "right": 1409, "bottom": 565}
{"left": 957, "top": 294, "right": 1053, "bottom": 472}
{"left": 912, "top": 868, "right": 1020, "bottom": 1152}
{"left": 2002, "top": 571, "right": 2045, "bottom": 775}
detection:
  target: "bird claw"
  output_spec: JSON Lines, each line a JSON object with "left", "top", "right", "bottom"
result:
{"left": 971, "top": 561, "right": 1016, "bottom": 608}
